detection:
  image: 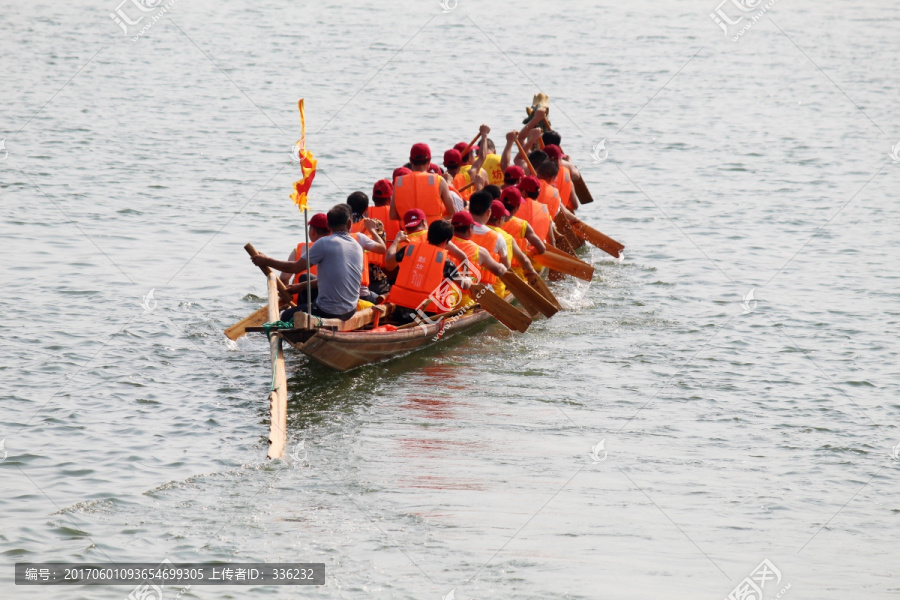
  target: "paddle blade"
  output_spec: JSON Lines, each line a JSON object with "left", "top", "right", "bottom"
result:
{"left": 571, "top": 222, "right": 624, "bottom": 258}
{"left": 500, "top": 272, "right": 558, "bottom": 318}
{"left": 572, "top": 177, "right": 594, "bottom": 204}
{"left": 532, "top": 251, "right": 595, "bottom": 282}
{"left": 224, "top": 304, "right": 270, "bottom": 340}
{"left": 471, "top": 283, "right": 532, "bottom": 333}
{"left": 554, "top": 211, "right": 585, "bottom": 251}
{"left": 526, "top": 272, "right": 562, "bottom": 310}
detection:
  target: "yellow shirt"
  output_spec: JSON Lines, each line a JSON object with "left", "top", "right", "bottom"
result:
{"left": 482, "top": 154, "right": 504, "bottom": 186}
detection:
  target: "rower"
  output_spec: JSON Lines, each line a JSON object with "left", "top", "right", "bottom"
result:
{"left": 480, "top": 137, "right": 505, "bottom": 186}
{"left": 346, "top": 192, "right": 387, "bottom": 304}
{"left": 279, "top": 211, "right": 330, "bottom": 304}
{"left": 499, "top": 187, "right": 547, "bottom": 257}
{"left": 502, "top": 165, "right": 524, "bottom": 190}
{"left": 367, "top": 179, "right": 401, "bottom": 245}
{"left": 452, "top": 124, "right": 491, "bottom": 197}
{"left": 449, "top": 210, "right": 507, "bottom": 290}
{"left": 383, "top": 208, "right": 428, "bottom": 272}
{"left": 542, "top": 143, "right": 578, "bottom": 212}
{"left": 468, "top": 191, "right": 511, "bottom": 295}
{"left": 442, "top": 148, "right": 468, "bottom": 209}
{"left": 543, "top": 130, "right": 583, "bottom": 196}
{"left": 487, "top": 199, "right": 538, "bottom": 279}
{"left": 535, "top": 158, "right": 580, "bottom": 227}
{"left": 252, "top": 204, "right": 364, "bottom": 321}
{"left": 386, "top": 220, "right": 475, "bottom": 323}
{"left": 390, "top": 143, "right": 456, "bottom": 223}
{"left": 516, "top": 175, "right": 554, "bottom": 246}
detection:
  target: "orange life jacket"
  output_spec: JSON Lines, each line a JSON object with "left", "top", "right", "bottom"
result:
{"left": 501, "top": 216, "right": 529, "bottom": 256}
{"left": 292, "top": 242, "right": 317, "bottom": 303}
{"left": 394, "top": 171, "right": 444, "bottom": 223}
{"left": 452, "top": 171, "right": 473, "bottom": 202}
{"left": 518, "top": 198, "right": 551, "bottom": 243}
{"left": 555, "top": 165, "right": 575, "bottom": 211}
{"left": 387, "top": 242, "right": 448, "bottom": 312}
{"left": 368, "top": 204, "right": 401, "bottom": 244}
{"left": 537, "top": 180, "right": 561, "bottom": 218}
{"left": 469, "top": 228, "right": 499, "bottom": 285}
{"left": 450, "top": 236, "right": 480, "bottom": 267}
{"left": 349, "top": 222, "right": 373, "bottom": 286}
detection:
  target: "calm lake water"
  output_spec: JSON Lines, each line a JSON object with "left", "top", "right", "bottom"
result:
{"left": 2, "top": 0, "right": 898, "bottom": 598}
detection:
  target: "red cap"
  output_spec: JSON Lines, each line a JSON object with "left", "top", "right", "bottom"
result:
{"left": 461, "top": 145, "right": 477, "bottom": 159}
{"left": 392, "top": 166, "right": 411, "bottom": 182}
{"left": 504, "top": 165, "right": 525, "bottom": 180}
{"left": 500, "top": 186, "right": 523, "bottom": 207}
{"left": 428, "top": 163, "right": 444, "bottom": 175}
{"left": 491, "top": 200, "right": 510, "bottom": 220}
{"left": 373, "top": 179, "right": 393, "bottom": 199}
{"left": 543, "top": 144, "right": 563, "bottom": 162}
{"left": 410, "top": 143, "right": 431, "bottom": 162}
{"left": 309, "top": 213, "right": 328, "bottom": 229}
{"left": 403, "top": 208, "right": 426, "bottom": 229}
{"left": 443, "top": 149, "right": 462, "bottom": 168}
{"left": 450, "top": 211, "right": 475, "bottom": 227}
{"left": 453, "top": 141, "right": 468, "bottom": 153}
{"left": 518, "top": 175, "right": 540, "bottom": 194}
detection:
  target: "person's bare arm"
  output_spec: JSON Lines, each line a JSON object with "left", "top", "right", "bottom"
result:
{"left": 500, "top": 130, "right": 517, "bottom": 171}
{"left": 510, "top": 241, "right": 537, "bottom": 276}
{"left": 252, "top": 252, "right": 308, "bottom": 274}
{"left": 439, "top": 178, "right": 456, "bottom": 216}
{"left": 389, "top": 195, "right": 399, "bottom": 221}
{"left": 284, "top": 279, "right": 318, "bottom": 295}
{"left": 470, "top": 124, "right": 490, "bottom": 174}
{"left": 561, "top": 158, "right": 581, "bottom": 183}
{"left": 560, "top": 205, "right": 578, "bottom": 223}
{"left": 476, "top": 248, "right": 507, "bottom": 278}
{"left": 518, "top": 108, "right": 546, "bottom": 146}
{"left": 363, "top": 219, "right": 387, "bottom": 254}
{"left": 280, "top": 248, "right": 297, "bottom": 284}
{"left": 524, "top": 222, "right": 547, "bottom": 255}
{"left": 384, "top": 232, "right": 408, "bottom": 271}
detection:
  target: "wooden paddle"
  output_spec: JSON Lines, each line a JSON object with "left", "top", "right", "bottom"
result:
{"left": 553, "top": 211, "right": 584, "bottom": 252}
{"left": 500, "top": 271, "right": 558, "bottom": 318}
{"left": 225, "top": 304, "right": 272, "bottom": 341}
{"left": 553, "top": 230, "right": 578, "bottom": 257}
{"left": 458, "top": 132, "right": 481, "bottom": 160}
{"left": 470, "top": 283, "right": 532, "bottom": 332}
{"left": 532, "top": 250, "right": 594, "bottom": 281}
{"left": 514, "top": 138, "right": 537, "bottom": 176}
{"left": 266, "top": 273, "right": 288, "bottom": 460}
{"left": 458, "top": 180, "right": 477, "bottom": 193}
{"left": 570, "top": 221, "right": 624, "bottom": 258}
{"left": 527, "top": 272, "right": 562, "bottom": 310}
{"left": 223, "top": 244, "right": 298, "bottom": 340}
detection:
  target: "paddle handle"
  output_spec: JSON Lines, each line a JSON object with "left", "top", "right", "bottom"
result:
{"left": 458, "top": 180, "right": 477, "bottom": 193}
{"left": 245, "top": 243, "right": 295, "bottom": 305}
{"left": 459, "top": 132, "right": 481, "bottom": 160}
{"left": 514, "top": 138, "right": 537, "bottom": 176}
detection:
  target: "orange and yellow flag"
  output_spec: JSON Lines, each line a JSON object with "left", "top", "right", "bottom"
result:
{"left": 290, "top": 99, "right": 317, "bottom": 211}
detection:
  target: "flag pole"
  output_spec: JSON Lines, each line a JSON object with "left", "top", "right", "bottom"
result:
{"left": 304, "top": 206, "right": 312, "bottom": 324}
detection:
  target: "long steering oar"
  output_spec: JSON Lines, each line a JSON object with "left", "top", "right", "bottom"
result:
{"left": 470, "top": 283, "right": 532, "bottom": 332}
{"left": 500, "top": 271, "right": 558, "bottom": 318}
{"left": 223, "top": 244, "right": 297, "bottom": 340}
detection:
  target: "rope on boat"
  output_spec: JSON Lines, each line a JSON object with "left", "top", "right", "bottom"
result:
{"left": 262, "top": 321, "right": 294, "bottom": 339}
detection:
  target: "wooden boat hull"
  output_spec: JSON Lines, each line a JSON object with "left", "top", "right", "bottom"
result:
{"left": 280, "top": 309, "right": 494, "bottom": 372}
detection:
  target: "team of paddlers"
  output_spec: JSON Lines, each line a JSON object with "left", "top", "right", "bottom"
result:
{"left": 251, "top": 106, "right": 591, "bottom": 325}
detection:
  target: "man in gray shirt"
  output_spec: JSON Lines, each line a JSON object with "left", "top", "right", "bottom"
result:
{"left": 251, "top": 204, "right": 363, "bottom": 320}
